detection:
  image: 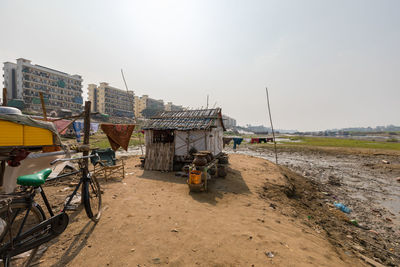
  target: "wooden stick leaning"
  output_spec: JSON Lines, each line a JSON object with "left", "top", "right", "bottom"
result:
{"left": 266, "top": 87, "right": 278, "bottom": 165}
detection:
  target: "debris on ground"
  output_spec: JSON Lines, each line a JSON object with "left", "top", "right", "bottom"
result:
{"left": 334, "top": 202, "right": 351, "bottom": 213}
{"left": 257, "top": 157, "right": 400, "bottom": 266}
{"left": 64, "top": 193, "right": 81, "bottom": 210}
{"left": 265, "top": 251, "right": 274, "bottom": 258}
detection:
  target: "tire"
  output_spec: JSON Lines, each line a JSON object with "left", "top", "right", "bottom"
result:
{"left": 82, "top": 174, "right": 102, "bottom": 222}
{"left": 0, "top": 201, "right": 45, "bottom": 267}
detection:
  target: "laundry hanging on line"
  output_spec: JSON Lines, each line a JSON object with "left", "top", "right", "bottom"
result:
{"left": 52, "top": 119, "right": 72, "bottom": 135}
{"left": 73, "top": 121, "right": 84, "bottom": 142}
{"left": 232, "top": 137, "right": 243, "bottom": 149}
{"left": 90, "top": 123, "right": 100, "bottom": 133}
{"left": 100, "top": 124, "right": 136, "bottom": 151}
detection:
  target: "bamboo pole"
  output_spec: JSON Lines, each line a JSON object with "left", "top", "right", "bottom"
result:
{"left": 39, "top": 92, "right": 47, "bottom": 121}
{"left": 266, "top": 87, "right": 278, "bottom": 165}
{"left": 121, "top": 69, "right": 144, "bottom": 155}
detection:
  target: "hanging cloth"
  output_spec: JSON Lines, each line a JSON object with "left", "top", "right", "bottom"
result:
{"left": 52, "top": 119, "right": 72, "bottom": 135}
{"left": 73, "top": 121, "right": 83, "bottom": 143}
{"left": 222, "top": 137, "right": 233, "bottom": 148}
{"left": 232, "top": 137, "right": 243, "bottom": 149}
{"left": 100, "top": 124, "right": 135, "bottom": 151}
{"left": 90, "top": 123, "right": 100, "bottom": 133}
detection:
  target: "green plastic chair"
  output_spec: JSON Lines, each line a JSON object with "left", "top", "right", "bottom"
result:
{"left": 90, "top": 148, "right": 116, "bottom": 166}
{"left": 90, "top": 148, "right": 124, "bottom": 181}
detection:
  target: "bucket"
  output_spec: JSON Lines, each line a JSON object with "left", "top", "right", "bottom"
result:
{"left": 189, "top": 170, "right": 202, "bottom": 184}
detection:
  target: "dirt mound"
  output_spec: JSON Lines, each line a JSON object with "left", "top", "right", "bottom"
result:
{"left": 259, "top": 165, "right": 399, "bottom": 266}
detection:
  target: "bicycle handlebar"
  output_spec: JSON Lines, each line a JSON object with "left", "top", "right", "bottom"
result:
{"left": 50, "top": 154, "right": 98, "bottom": 165}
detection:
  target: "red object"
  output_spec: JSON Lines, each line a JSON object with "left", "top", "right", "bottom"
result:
{"left": 101, "top": 124, "right": 135, "bottom": 151}
{"left": 250, "top": 138, "right": 260, "bottom": 144}
{"left": 51, "top": 119, "right": 72, "bottom": 135}
{"left": 7, "top": 149, "right": 30, "bottom": 167}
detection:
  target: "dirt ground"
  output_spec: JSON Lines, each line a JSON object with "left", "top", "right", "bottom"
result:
{"left": 227, "top": 145, "right": 400, "bottom": 265}
{"left": 30, "top": 154, "right": 374, "bottom": 267}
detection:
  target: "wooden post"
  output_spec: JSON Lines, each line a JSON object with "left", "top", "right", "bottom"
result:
{"left": 204, "top": 132, "right": 207, "bottom": 150}
{"left": 2, "top": 88, "right": 7, "bottom": 106}
{"left": 39, "top": 92, "right": 47, "bottom": 120}
{"left": 82, "top": 101, "right": 91, "bottom": 178}
{"left": 0, "top": 88, "right": 5, "bottom": 187}
{"left": 187, "top": 132, "right": 190, "bottom": 154}
{"left": 0, "top": 161, "right": 5, "bottom": 186}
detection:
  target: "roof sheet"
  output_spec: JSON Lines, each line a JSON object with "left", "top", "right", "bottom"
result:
{"left": 143, "top": 108, "right": 225, "bottom": 131}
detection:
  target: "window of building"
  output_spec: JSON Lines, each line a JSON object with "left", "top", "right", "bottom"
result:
{"left": 152, "top": 130, "right": 174, "bottom": 143}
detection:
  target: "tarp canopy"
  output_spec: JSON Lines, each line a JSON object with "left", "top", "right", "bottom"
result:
{"left": 0, "top": 114, "right": 61, "bottom": 145}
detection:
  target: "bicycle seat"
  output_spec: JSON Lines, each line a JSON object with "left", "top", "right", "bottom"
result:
{"left": 17, "top": 168, "right": 52, "bottom": 186}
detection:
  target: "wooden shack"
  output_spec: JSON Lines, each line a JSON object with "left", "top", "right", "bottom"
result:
{"left": 143, "top": 108, "right": 226, "bottom": 171}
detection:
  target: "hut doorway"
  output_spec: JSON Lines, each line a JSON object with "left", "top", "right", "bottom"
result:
{"left": 144, "top": 130, "right": 175, "bottom": 171}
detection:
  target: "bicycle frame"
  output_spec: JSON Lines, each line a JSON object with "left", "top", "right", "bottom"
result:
{"left": 0, "top": 159, "right": 92, "bottom": 262}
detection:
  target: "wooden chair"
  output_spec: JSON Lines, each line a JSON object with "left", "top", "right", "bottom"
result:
{"left": 90, "top": 148, "right": 125, "bottom": 181}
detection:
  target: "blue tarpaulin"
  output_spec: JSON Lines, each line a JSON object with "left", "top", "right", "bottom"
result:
{"left": 73, "top": 121, "right": 83, "bottom": 142}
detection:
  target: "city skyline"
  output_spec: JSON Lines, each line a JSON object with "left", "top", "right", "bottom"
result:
{"left": 1, "top": 0, "right": 399, "bottom": 131}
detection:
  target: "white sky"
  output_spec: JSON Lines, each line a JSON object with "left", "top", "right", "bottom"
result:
{"left": 1, "top": 0, "right": 399, "bottom": 131}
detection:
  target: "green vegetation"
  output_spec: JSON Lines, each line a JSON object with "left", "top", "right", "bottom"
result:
{"left": 90, "top": 133, "right": 144, "bottom": 149}
{"left": 278, "top": 136, "right": 400, "bottom": 151}
{"left": 386, "top": 137, "right": 399, "bottom": 143}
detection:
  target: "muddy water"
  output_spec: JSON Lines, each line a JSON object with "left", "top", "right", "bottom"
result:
{"left": 225, "top": 147, "right": 400, "bottom": 233}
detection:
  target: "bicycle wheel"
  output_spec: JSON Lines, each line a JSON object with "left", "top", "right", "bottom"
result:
{"left": 0, "top": 201, "right": 45, "bottom": 267}
{"left": 82, "top": 173, "right": 102, "bottom": 222}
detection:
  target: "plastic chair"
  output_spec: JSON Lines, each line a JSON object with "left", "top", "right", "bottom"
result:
{"left": 90, "top": 148, "right": 125, "bottom": 181}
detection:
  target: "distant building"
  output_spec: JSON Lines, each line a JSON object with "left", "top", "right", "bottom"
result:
{"left": 2, "top": 58, "right": 83, "bottom": 114}
{"left": 88, "top": 82, "right": 134, "bottom": 118}
{"left": 164, "top": 102, "right": 184, "bottom": 112}
{"left": 134, "top": 95, "right": 164, "bottom": 118}
{"left": 222, "top": 114, "right": 237, "bottom": 129}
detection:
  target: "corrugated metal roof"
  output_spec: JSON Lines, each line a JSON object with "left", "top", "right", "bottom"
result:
{"left": 143, "top": 108, "right": 225, "bottom": 131}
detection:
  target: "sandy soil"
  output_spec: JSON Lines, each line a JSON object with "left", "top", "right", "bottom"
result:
{"left": 227, "top": 145, "right": 400, "bottom": 265}
{"left": 30, "top": 154, "right": 369, "bottom": 267}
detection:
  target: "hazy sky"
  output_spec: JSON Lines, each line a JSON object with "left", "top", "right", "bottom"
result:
{"left": 1, "top": 0, "right": 399, "bottom": 131}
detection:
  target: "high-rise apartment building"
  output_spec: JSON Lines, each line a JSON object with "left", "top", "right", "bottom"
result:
{"left": 2, "top": 58, "right": 83, "bottom": 113}
{"left": 134, "top": 95, "right": 164, "bottom": 118}
{"left": 222, "top": 114, "right": 237, "bottom": 129}
{"left": 165, "top": 102, "right": 184, "bottom": 112}
{"left": 88, "top": 82, "right": 134, "bottom": 118}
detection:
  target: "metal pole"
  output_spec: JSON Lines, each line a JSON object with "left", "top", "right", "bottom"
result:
{"left": 266, "top": 87, "right": 278, "bottom": 165}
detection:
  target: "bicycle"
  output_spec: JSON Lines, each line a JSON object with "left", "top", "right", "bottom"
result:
{"left": 0, "top": 154, "right": 102, "bottom": 267}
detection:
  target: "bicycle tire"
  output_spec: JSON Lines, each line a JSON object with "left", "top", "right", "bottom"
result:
{"left": 0, "top": 201, "right": 45, "bottom": 267}
{"left": 82, "top": 174, "right": 102, "bottom": 222}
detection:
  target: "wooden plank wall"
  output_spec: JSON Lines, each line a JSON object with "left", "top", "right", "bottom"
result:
{"left": 144, "top": 130, "right": 175, "bottom": 171}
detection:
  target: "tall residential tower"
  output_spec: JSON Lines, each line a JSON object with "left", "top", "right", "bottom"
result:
{"left": 2, "top": 58, "right": 83, "bottom": 114}
{"left": 88, "top": 82, "right": 134, "bottom": 118}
